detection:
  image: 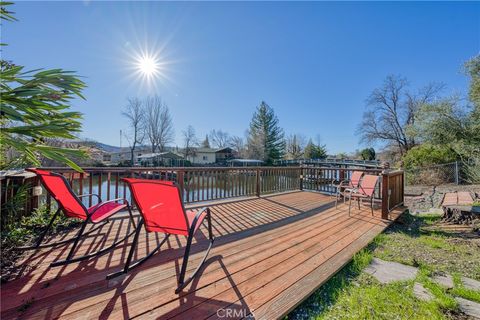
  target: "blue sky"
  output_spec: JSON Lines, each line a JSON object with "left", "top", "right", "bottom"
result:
{"left": 3, "top": 1, "right": 479, "bottom": 154}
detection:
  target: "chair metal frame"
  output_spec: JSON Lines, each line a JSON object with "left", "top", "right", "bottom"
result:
{"left": 335, "top": 171, "right": 364, "bottom": 208}
{"left": 347, "top": 174, "right": 380, "bottom": 216}
{"left": 20, "top": 170, "right": 137, "bottom": 268}
{"left": 107, "top": 179, "right": 215, "bottom": 294}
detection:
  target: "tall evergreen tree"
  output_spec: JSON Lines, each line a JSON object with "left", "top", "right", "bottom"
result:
{"left": 247, "top": 101, "right": 285, "bottom": 164}
{"left": 201, "top": 135, "right": 211, "bottom": 148}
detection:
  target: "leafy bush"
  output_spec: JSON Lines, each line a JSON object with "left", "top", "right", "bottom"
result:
{"left": 402, "top": 144, "right": 457, "bottom": 169}
{"left": 360, "top": 147, "right": 376, "bottom": 160}
{"left": 1, "top": 205, "right": 80, "bottom": 247}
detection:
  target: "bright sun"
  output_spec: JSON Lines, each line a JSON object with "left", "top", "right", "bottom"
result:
{"left": 137, "top": 56, "right": 158, "bottom": 76}
{"left": 137, "top": 56, "right": 159, "bottom": 78}
{"left": 130, "top": 49, "right": 169, "bottom": 88}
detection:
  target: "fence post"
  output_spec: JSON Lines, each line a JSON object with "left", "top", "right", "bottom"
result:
{"left": 381, "top": 171, "right": 390, "bottom": 220}
{"left": 256, "top": 168, "right": 260, "bottom": 197}
{"left": 454, "top": 161, "right": 459, "bottom": 185}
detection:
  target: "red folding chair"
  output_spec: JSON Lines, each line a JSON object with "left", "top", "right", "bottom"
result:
{"left": 347, "top": 174, "right": 380, "bottom": 216}
{"left": 335, "top": 170, "right": 364, "bottom": 208}
{"left": 107, "top": 178, "right": 215, "bottom": 294}
{"left": 22, "top": 169, "right": 136, "bottom": 267}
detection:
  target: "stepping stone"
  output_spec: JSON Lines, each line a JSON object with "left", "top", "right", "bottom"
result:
{"left": 457, "top": 192, "right": 474, "bottom": 205}
{"left": 413, "top": 282, "right": 433, "bottom": 301}
{"left": 364, "top": 258, "right": 418, "bottom": 284}
{"left": 433, "top": 274, "right": 454, "bottom": 289}
{"left": 462, "top": 277, "right": 480, "bottom": 291}
{"left": 433, "top": 274, "right": 480, "bottom": 291}
{"left": 456, "top": 297, "right": 480, "bottom": 319}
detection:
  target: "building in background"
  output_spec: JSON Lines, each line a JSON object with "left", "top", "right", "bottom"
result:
{"left": 137, "top": 152, "right": 185, "bottom": 167}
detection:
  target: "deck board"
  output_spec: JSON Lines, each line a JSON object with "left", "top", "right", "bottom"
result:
{"left": 1, "top": 191, "right": 404, "bottom": 320}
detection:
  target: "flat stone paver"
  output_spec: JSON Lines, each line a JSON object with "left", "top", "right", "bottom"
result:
{"left": 456, "top": 297, "right": 480, "bottom": 319}
{"left": 413, "top": 282, "right": 434, "bottom": 301}
{"left": 462, "top": 277, "right": 480, "bottom": 291}
{"left": 433, "top": 274, "right": 480, "bottom": 291}
{"left": 364, "top": 258, "right": 418, "bottom": 284}
{"left": 433, "top": 274, "right": 454, "bottom": 289}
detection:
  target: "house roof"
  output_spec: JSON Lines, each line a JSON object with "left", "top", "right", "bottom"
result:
{"left": 194, "top": 147, "right": 234, "bottom": 153}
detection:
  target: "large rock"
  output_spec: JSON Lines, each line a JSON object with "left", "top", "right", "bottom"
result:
{"left": 456, "top": 297, "right": 480, "bottom": 319}
{"left": 364, "top": 258, "right": 418, "bottom": 284}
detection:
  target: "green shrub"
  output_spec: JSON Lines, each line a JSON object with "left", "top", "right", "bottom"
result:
{"left": 402, "top": 144, "right": 457, "bottom": 169}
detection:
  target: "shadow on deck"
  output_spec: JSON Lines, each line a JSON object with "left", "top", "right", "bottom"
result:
{"left": 0, "top": 191, "right": 405, "bottom": 320}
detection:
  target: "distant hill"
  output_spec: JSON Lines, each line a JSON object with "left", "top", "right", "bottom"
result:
{"left": 77, "top": 140, "right": 121, "bottom": 153}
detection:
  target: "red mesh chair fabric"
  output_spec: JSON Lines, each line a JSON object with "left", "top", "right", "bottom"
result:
{"left": 26, "top": 169, "right": 87, "bottom": 220}
{"left": 123, "top": 178, "right": 192, "bottom": 236}
{"left": 350, "top": 171, "right": 364, "bottom": 188}
{"left": 88, "top": 202, "right": 127, "bottom": 223}
{"left": 356, "top": 174, "right": 379, "bottom": 197}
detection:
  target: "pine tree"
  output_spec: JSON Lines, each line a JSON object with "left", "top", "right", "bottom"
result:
{"left": 247, "top": 101, "right": 285, "bottom": 164}
{"left": 304, "top": 139, "right": 327, "bottom": 159}
{"left": 201, "top": 135, "right": 210, "bottom": 148}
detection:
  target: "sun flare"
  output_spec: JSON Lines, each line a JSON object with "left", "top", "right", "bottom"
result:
{"left": 137, "top": 56, "right": 158, "bottom": 76}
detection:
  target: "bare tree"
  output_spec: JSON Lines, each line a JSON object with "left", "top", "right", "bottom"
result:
{"left": 122, "top": 98, "right": 145, "bottom": 165}
{"left": 144, "top": 96, "right": 174, "bottom": 153}
{"left": 209, "top": 129, "right": 231, "bottom": 148}
{"left": 230, "top": 135, "right": 246, "bottom": 158}
{"left": 358, "top": 75, "right": 443, "bottom": 156}
{"left": 182, "top": 125, "right": 198, "bottom": 158}
{"left": 285, "top": 134, "right": 307, "bottom": 160}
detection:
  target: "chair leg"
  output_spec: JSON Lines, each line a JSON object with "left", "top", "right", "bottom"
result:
{"left": 176, "top": 208, "right": 215, "bottom": 294}
{"left": 51, "top": 211, "right": 136, "bottom": 267}
{"left": 107, "top": 219, "right": 170, "bottom": 280}
{"left": 127, "top": 204, "right": 137, "bottom": 229}
{"left": 348, "top": 195, "right": 352, "bottom": 216}
{"left": 371, "top": 198, "right": 374, "bottom": 216}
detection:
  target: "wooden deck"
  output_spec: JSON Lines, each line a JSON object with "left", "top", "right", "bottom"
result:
{"left": 1, "top": 191, "right": 404, "bottom": 320}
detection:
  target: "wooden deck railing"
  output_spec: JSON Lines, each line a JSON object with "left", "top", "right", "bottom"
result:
{"left": 1, "top": 166, "right": 404, "bottom": 224}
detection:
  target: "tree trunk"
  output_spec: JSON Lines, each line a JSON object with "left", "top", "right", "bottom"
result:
{"left": 442, "top": 205, "right": 480, "bottom": 225}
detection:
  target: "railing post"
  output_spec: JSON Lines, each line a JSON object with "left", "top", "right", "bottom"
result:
{"left": 28, "top": 176, "right": 41, "bottom": 214}
{"left": 339, "top": 166, "right": 345, "bottom": 183}
{"left": 381, "top": 171, "right": 390, "bottom": 220}
{"left": 177, "top": 170, "right": 185, "bottom": 201}
{"left": 299, "top": 167, "right": 303, "bottom": 191}
{"left": 256, "top": 168, "right": 260, "bottom": 197}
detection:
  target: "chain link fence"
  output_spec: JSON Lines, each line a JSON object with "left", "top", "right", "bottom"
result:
{"left": 405, "top": 161, "right": 473, "bottom": 186}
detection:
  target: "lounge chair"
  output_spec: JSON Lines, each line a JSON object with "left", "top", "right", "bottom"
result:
{"left": 107, "top": 178, "right": 215, "bottom": 294}
{"left": 335, "top": 170, "right": 364, "bottom": 208}
{"left": 347, "top": 174, "right": 380, "bottom": 216}
{"left": 22, "top": 169, "right": 136, "bottom": 267}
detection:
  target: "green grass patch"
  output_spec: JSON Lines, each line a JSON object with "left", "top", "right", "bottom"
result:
{"left": 288, "top": 250, "right": 453, "bottom": 320}
{"left": 288, "top": 211, "right": 479, "bottom": 319}
{"left": 372, "top": 212, "right": 480, "bottom": 280}
{"left": 450, "top": 273, "right": 480, "bottom": 303}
